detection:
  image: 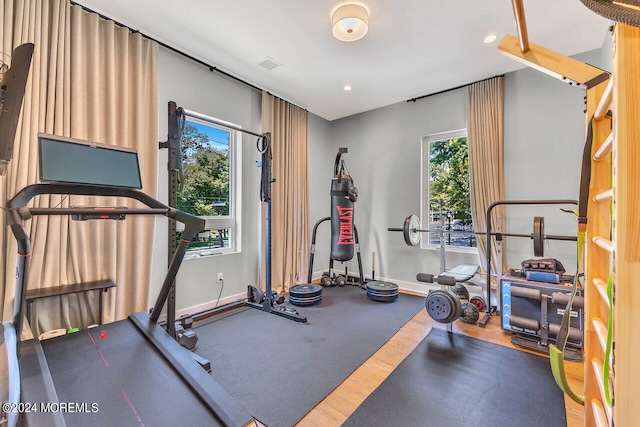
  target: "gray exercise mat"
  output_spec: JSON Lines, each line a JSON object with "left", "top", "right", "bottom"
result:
{"left": 343, "top": 327, "right": 567, "bottom": 427}
{"left": 193, "top": 285, "right": 425, "bottom": 426}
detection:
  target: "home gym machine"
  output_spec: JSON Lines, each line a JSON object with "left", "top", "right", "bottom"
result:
{"left": 162, "top": 102, "right": 305, "bottom": 325}
{"left": 501, "top": 260, "right": 584, "bottom": 361}
{"left": 388, "top": 199, "right": 579, "bottom": 328}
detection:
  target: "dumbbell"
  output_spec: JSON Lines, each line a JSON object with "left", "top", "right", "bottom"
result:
{"left": 451, "top": 284, "right": 481, "bottom": 324}
{"left": 453, "top": 282, "right": 488, "bottom": 312}
{"left": 320, "top": 273, "right": 347, "bottom": 287}
{"left": 175, "top": 324, "right": 198, "bottom": 350}
{"left": 271, "top": 291, "right": 285, "bottom": 305}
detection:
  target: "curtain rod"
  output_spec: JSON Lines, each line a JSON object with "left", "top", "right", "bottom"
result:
{"left": 406, "top": 75, "right": 504, "bottom": 103}
{"left": 70, "top": 1, "right": 264, "bottom": 93}
{"left": 181, "top": 107, "right": 266, "bottom": 139}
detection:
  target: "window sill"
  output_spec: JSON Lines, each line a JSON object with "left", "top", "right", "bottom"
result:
{"left": 183, "top": 248, "right": 238, "bottom": 260}
{"left": 422, "top": 245, "right": 478, "bottom": 255}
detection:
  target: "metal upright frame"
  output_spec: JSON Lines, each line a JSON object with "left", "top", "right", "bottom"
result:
{"left": 163, "top": 102, "right": 306, "bottom": 323}
{"left": 481, "top": 199, "right": 578, "bottom": 328}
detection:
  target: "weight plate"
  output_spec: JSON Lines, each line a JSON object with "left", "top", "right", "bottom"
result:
{"left": 403, "top": 214, "right": 421, "bottom": 246}
{"left": 367, "top": 293, "right": 399, "bottom": 302}
{"left": 452, "top": 284, "right": 470, "bottom": 300}
{"left": 366, "top": 281, "right": 399, "bottom": 292}
{"left": 289, "top": 294, "right": 323, "bottom": 306}
{"left": 367, "top": 290, "right": 400, "bottom": 298}
{"left": 290, "top": 283, "right": 323, "bottom": 298}
{"left": 454, "top": 292, "right": 465, "bottom": 320}
{"left": 247, "top": 285, "right": 264, "bottom": 304}
{"left": 460, "top": 302, "right": 480, "bottom": 324}
{"left": 533, "top": 216, "right": 545, "bottom": 257}
{"left": 470, "top": 295, "right": 487, "bottom": 312}
{"left": 366, "top": 281, "right": 399, "bottom": 302}
{"left": 289, "top": 284, "right": 323, "bottom": 306}
{"left": 425, "top": 290, "right": 460, "bottom": 324}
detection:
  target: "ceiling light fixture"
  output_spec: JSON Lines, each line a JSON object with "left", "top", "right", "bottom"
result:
{"left": 484, "top": 34, "right": 497, "bottom": 44}
{"left": 344, "top": 85, "right": 352, "bottom": 91}
{"left": 332, "top": 4, "right": 369, "bottom": 42}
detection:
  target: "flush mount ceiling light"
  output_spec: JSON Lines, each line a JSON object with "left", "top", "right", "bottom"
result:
{"left": 332, "top": 4, "right": 369, "bottom": 42}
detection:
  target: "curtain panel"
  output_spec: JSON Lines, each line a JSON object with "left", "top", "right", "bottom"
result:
{"left": 1, "top": 0, "right": 158, "bottom": 337}
{"left": 466, "top": 76, "right": 506, "bottom": 285}
{"left": 260, "top": 92, "right": 310, "bottom": 292}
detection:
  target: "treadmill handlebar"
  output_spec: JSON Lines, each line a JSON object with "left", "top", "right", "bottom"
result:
{"left": 7, "top": 183, "right": 205, "bottom": 239}
{"left": 10, "top": 183, "right": 173, "bottom": 210}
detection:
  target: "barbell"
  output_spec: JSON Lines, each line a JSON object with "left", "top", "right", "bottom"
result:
{"left": 388, "top": 214, "right": 577, "bottom": 257}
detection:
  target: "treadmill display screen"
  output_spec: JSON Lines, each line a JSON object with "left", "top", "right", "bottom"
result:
{"left": 38, "top": 133, "right": 142, "bottom": 189}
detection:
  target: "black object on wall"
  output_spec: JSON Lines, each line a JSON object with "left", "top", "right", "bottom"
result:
{"left": 0, "top": 43, "right": 34, "bottom": 175}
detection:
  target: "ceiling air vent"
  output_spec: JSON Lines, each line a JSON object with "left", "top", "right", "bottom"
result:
{"left": 258, "top": 57, "right": 282, "bottom": 71}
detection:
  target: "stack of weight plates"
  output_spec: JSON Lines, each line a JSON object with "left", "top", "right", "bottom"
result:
{"left": 365, "top": 281, "right": 399, "bottom": 302}
{"left": 289, "top": 283, "right": 323, "bottom": 306}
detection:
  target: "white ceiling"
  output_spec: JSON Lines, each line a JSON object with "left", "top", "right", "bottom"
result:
{"left": 74, "top": 0, "right": 610, "bottom": 121}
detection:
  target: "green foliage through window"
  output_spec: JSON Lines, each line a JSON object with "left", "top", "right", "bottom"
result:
{"left": 178, "top": 122, "right": 230, "bottom": 217}
{"left": 176, "top": 119, "right": 233, "bottom": 253}
{"left": 427, "top": 136, "right": 476, "bottom": 248}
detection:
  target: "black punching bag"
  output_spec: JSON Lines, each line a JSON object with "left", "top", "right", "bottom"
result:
{"left": 331, "top": 149, "right": 358, "bottom": 261}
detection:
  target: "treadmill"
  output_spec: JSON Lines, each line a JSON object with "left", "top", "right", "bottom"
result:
{"left": 7, "top": 134, "right": 255, "bottom": 426}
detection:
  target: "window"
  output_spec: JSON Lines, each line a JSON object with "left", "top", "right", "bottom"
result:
{"left": 177, "top": 116, "right": 240, "bottom": 256}
{"left": 421, "top": 129, "right": 476, "bottom": 252}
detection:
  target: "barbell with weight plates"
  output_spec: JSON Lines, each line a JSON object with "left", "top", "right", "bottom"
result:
{"left": 388, "top": 214, "right": 576, "bottom": 257}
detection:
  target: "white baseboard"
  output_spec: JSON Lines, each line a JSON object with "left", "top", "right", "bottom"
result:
{"left": 156, "top": 291, "right": 247, "bottom": 323}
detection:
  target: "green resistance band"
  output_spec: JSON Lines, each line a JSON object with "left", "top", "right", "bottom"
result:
{"left": 603, "top": 273, "right": 613, "bottom": 407}
{"left": 549, "top": 228, "right": 585, "bottom": 406}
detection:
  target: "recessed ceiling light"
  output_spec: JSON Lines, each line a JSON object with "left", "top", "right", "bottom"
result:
{"left": 344, "top": 85, "right": 352, "bottom": 91}
{"left": 484, "top": 34, "right": 497, "bottom": 44}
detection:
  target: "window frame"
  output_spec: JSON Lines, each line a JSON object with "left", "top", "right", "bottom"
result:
{"left": 420, "top": 128, "right": 477, "bottom": 254}
{"left": 178, "top": 115, "right": 242, "bottom": 257}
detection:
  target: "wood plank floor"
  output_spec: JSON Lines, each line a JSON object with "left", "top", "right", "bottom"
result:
{"left": 294, "top": 291, "right": 585, "bottom": 427}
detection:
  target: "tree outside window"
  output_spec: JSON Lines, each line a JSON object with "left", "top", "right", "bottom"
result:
{"left": 423, "top": 130, "right": 476, "bottom": 250}
{"left": 176, "top": 119, "right": 235, "bottom": 254}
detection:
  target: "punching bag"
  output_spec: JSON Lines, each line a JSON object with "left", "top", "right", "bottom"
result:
{"left": 331, "top": 149, "right": 358, "bottom": 261}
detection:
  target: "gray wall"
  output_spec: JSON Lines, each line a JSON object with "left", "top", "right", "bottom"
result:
{"left": 309, "top": 48, "right": 609, "bottom": 292}
{"left": 150, "top": 43, "right": 609, "bottom": 311}
{"left": 150, "top": 47, "right": 263, "bottom": 312}
{"left": 502, "top": 49, "right": 608, "bottom": 273}
{"left": 309, "top": 90, "right": 472, "bottom": 289}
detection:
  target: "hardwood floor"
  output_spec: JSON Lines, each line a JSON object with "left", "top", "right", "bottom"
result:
{"left": 295, "top": 291, "right": 585, "bottom": 427}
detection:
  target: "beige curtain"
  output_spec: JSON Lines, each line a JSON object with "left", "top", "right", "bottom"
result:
{"left": 466, "top": 76, "right": 506, "bottom": 282}
{"left": 261, "top": 92, "right": 310, "bottom": 293}
{"left": 1, "top": 0, "right": 158, "bottom": 337}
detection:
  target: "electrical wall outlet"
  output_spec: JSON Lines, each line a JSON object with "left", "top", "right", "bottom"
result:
{"left": 217, "top": 272, "right": 223, "bottom": 282}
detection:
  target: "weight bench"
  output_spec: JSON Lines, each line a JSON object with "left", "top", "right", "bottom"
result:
{"left": 417, "top": 264, "right": 480, "bottom": 287}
